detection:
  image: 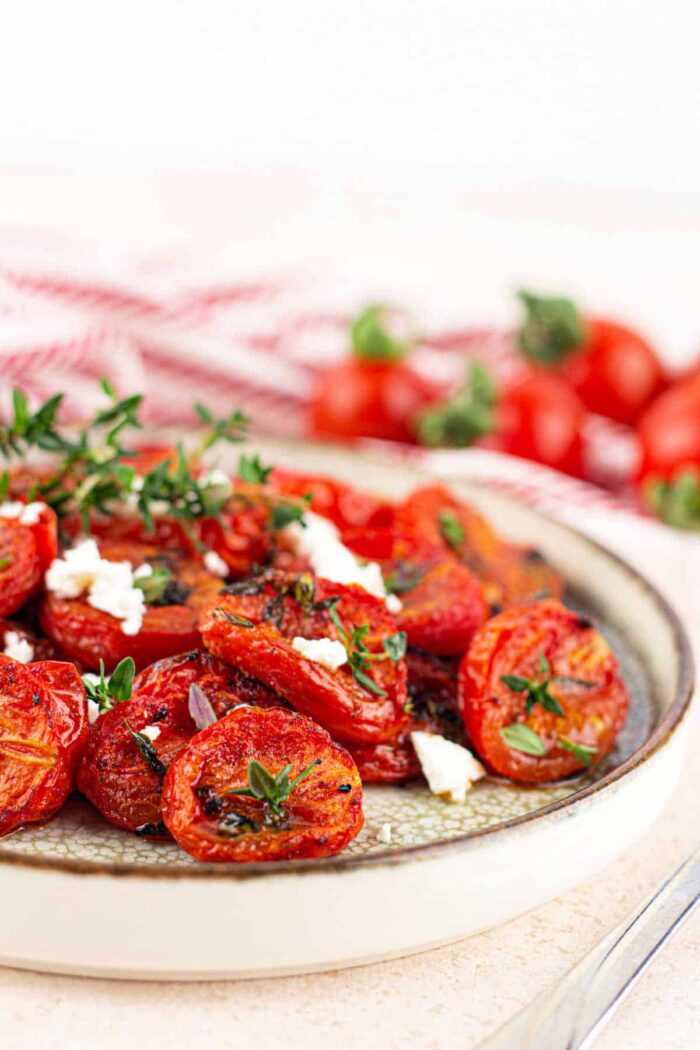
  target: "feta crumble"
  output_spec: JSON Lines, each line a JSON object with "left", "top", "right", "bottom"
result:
{"left": 140, "top": 724, "right": 161, "bottom": 742}
{"left": 292, "top": 635, "right": 348, "bottom": 671}
{"left": 204, "top": 549, "right": 229, "bottom": 578}
{"left": 45, "top": 539, "right": 146, "bottom": 636}
{"left": 3, "top": 630, "right": 34, "bottom": 664}
{"left": 200, "top": 468, "right": 233, "bottom": 499}
{"left": 0, "top": 500, "right": 47, "bottom": 526}
{"left": 283, "top": 511, "right": 401, "bottom": 610}
{"left": 377, "top": 822, "right": 393, "bottom": 845}
{"left": 411, "top": 731, "right": 486, "bottom": 803}
{"left": 82, "top": 672, "right": 104, "bottom": 724}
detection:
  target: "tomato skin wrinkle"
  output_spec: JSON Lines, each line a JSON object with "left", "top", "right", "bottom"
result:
{"left": 199, "top": 572, "right": 409, "bottom": 745}
{"left": 162, "top": 706, "right": 364, "bottom": 863}
{"left": 459, "top": 599, "right": 630, "bottom": 784}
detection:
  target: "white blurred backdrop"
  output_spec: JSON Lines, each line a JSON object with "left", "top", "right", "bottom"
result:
{"left": 0, "top": 1, "right": 699, "bottom": 358}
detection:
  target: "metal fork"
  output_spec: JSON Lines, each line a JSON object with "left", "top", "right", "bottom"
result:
{"left": 478, "top": 845, "right": 700, "bottom": 1049}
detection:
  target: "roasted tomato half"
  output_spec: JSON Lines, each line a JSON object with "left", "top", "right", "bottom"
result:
{"left": 397, "top": 484, "right": 562, "bottom": 612}
{"left": 0, "top": 655, "right": 80, "bottom": 835}
{"left": 268, "top": 469, "right": 394, "bottom": 531}
{"left": 0, "top": 618, "right": 60, "bottom": 663}
{"left": 0, "top": 503, "right": 58, "bottom": 617}
{"left": 459, "top": 599, "right": 630, "bottom": 783}
{"left": 342, "top": 527, "right": 487, "bottom": 655}
{"left": 40, "top": 542, "right": 225, "bottom": 672}
{"left": 162, "top": 706, "right": 364, "bottom": 862}
{"left": 349, "top": 648, "right": 463, "bottom": 784}
{"left": 199, "top": 572, "right": 409, "bottom": 744}
{"left": 77, "top": 650, "right": 285, "bottom": 836}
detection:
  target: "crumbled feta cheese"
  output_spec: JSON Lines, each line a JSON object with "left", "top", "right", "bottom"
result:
{"left": 0, "top": 500, "right": 47, "bottom": 526}
{"left": 133, "top": 563, "right": 152, "bottom": 580}
{"left": 283, "top": 511, "right": 399, "bottom": 609}
{"left": 45, "top": 539, "right": 146, "bottom": 636}
{"left": 204, "top": 550, "right": 229, "bottom": 578}
{"left": 140, "top": 724, "right": 161, "bottom": 742}
{"left": 385, "top": 594, "right": 403, "bottom": 613}
{"left": 377, "top": 822, "right": 393, "bottom": 845}
{"left": 3, "top": 630, "right": 34, "bottom": 664}
{"left": 411, "top": 731, "right": 486, "bottom": 803}
{"left": 292, "top": 635, "right": 348, "bottom": 671}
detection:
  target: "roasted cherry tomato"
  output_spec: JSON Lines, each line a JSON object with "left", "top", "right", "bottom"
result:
{"left": 349, "top": 649, "right": 464, "bottom": 784}
{"left": 496, "top": 371, "right": 586, "bottom": 477}
{"left": 200, "top": 572, "right": 409, "bottom": 744}
{"left": 395, "top": 484, "right": 562, "bottom": 612}
{"left": 347, "top": 737, "right": 421, "bottom": 784}
{"left": 28, "top": 660, "right": 88, "bottom": 771}
{"left": 341, "top": 526, "right": 487, "bottom": 656}
{"left": 40, "top": 542, "right": 224, "bottom": 672}
{"left": 0, "top": 655, "right": 78, "bottom": 835}
{"left": 310, "top": 305, "right": 440, "bottom": 444}
{"left": 518, "top": 291, "right": 665, "bottom": 425}
{"left": 269, "top": 469, "right": 394, "bottom": 531}
{"left": 0, "top": 618, "right": 60, "bottom": 662}
{"left": 459, "top": 599, "right": 630, "bottom": 783}
{"left": 77, "top": 650, "right": 284, "bottom": 835}
{"left": 636, "top": 380, "right": 700, "bottom": 530}
{"left": 162, "top": 706, "right": 363, "bottom": 862}
{"left": 0, "top": 503, "right": 57, "bottom": 617}
{"left": 0, "top": 520, "right": 43, "bottom": 617}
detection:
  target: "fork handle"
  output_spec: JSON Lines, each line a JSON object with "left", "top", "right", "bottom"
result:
{"left": 478, "top": 846, "right": 700, "bottom": 1050}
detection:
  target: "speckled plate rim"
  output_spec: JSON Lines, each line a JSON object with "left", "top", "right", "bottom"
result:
{"left": 0, "top": 456, "right": 693, "bottom": 882}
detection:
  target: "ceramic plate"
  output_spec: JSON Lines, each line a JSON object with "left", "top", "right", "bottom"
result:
{"left": 0, "top": 439, "right": 693, "bottom": 980}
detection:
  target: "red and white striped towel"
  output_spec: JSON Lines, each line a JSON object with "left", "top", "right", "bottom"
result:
{"left": 0, "top": 237, "right": 660, "bottom": 531}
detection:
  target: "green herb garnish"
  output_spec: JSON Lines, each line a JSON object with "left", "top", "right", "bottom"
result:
{"left": 269, "top": 502, "right": 306, "bottom": 531}
{"left": 557, "top": 737, "right": 597, "bottom": 766}
{"left": 83, "top": 657, "right": 135, "bottom": 714}
{"left": 238, "top": 452, "right": 273, "bottom": 485}
{"left": 227, "top": 758, "right": 321, "bottom": 818}
{"left": 218, "top": 610, "right": 256, "bottom": 628}
{"left": 384, "top": 560, "right": 430, "bottom": 594}
{"left": 328, "top": 599, "right": 406, "bottom": 697}
{"left": 124, "top": 718, "right": 167, "bottom": 776}
{"left": 133, "top": 564, "right": 175, "bottom": 604}
{"left": 0, "top": 555, "right": 11, "bottom": 571}
{"left": 500, "top": 651, "right": 564, "bottom": 717}
{"left": 500, "top": 723, "right": 547, "bottom": 756}
{"left": 438, "top": 509, "right": 464, "bottom": 549}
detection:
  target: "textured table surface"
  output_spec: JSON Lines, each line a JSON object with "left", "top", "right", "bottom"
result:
{"left": 0, "top": 175, "right": 698, "bottom": 1049}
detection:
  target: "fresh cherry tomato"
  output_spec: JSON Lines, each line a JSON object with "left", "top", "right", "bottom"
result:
{"left": 341, "top": 525, "right": 487, "bottom": 656}
{"left": 517, "top": 292, "right": 665, "bottom": 426}
{"left": 459, "top": 599, "right": 630, "bottom": 783}
{"left": 0, "top": 655, "right": 78, "bottom": 835}
{"left": 636, "top": 380, "right": 700, "bottom": 529}
{"left": 77, "top": 649, "right": 284, "bottom": 835}
{"left": 162, "top": 706, "right": 364, "bottom": 863}
{"left": 496, "top": 371, "right": 586, "bottom": 477}
{"left": 268, "top": 469, "right": 394, "bottom": 531}
{"left": 310, "top": 304, "right": 440, "bottom": 443}
{"left": 40, "top": 542, "right": 224, "bottom": 672}
{"left": 396, "top": 484, "right": 562, "bottom": 612}
{"left": 199, "top": 572, "right": 409, "bottom": 744}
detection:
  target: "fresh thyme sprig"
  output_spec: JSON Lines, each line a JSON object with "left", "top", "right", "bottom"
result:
{"left": 1, "top": 381, "right": 249, "bottom": 533}
{"left": 228, "top": 758, "right": 321, "bottom": 818}
{"left": 83, "top": 657, "right": 135, "bottom": 715}
{"left": 500, "top": 651, "right": 595, "bottom": 718}
{"left": 328, "top": 599, "right": 406, "bottom": 697}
